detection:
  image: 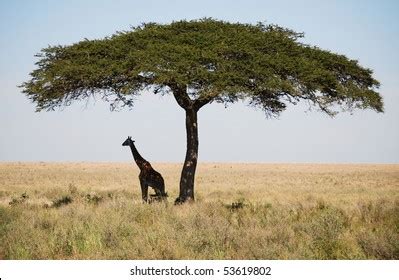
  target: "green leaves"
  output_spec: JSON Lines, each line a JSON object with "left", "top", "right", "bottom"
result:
{"left": 21, "top": 19, "right": 382, "bottom": 115}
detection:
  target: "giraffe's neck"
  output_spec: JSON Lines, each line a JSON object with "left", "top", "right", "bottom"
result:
{"left": 129, "top": 143, "right": 149, "bottom": 170}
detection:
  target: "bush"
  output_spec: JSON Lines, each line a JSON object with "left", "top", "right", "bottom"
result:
{"left": 9, "top": 192, "right": 29, "bottom": 206}
{"left": 52, "top": 195, "right": 72, "bottom": 208}
{"left": 85, "top": 193, "right": 103, "bottom": 205}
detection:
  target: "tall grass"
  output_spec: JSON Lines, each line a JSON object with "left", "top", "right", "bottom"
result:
{"left": 0, "top": 163, "right": 398, "bottom": 259}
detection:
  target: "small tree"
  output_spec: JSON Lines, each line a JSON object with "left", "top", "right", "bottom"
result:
{"left": 21, "top": 19, "right": 383, "bottom": 203}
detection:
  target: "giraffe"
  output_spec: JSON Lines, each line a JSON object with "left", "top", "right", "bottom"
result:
{"left": 122, "top": 136, "right": 167, "bottom": 202}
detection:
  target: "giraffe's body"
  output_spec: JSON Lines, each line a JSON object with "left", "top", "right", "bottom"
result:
{"left": 122, "top": 137, "right": 167, "bottom": 202}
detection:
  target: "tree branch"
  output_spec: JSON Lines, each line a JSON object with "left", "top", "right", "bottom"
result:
{"left": 169, "top": 83, "right": 192, "bottom": 109}
{"left": 193, "top": 91, "right": 219, "bottom": 111}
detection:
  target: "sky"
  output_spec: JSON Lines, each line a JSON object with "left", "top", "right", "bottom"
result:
{"left": 0, "top": 0, "right": 398, "bottom": 163}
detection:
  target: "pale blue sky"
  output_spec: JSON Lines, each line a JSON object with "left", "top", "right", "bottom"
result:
{"left": 0, "top": 0, "right": 398, "bottom": 163}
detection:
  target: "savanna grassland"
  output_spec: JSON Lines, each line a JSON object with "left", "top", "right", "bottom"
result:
{"left": 0, "top": 162, "right": 398, "bottom": 260}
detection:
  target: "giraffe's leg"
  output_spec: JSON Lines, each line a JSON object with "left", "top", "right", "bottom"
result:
{"left": 159, "top": 178, "right": 167, "bottom": 198}
{"left": 154, "top": 188, "right": 163, "bottom": 201}
{"left": 154, "top": 179, "right": 167, "bottom": 200}
{"left": 140, "top": 180, "right": 148, "bottom": 202}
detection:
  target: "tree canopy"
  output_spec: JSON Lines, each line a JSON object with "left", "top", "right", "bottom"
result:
{"left": 21, "top": 18, "right": 382, "bottom": 116}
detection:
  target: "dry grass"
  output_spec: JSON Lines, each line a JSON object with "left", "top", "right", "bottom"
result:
{"left": 0, "top": 162, "right": 398, "bottom": 259}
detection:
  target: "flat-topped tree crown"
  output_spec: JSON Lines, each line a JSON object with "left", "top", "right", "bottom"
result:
{"left": 21, "top": 18, "right": 382, "bottom": 115}
{"left": 21, "top": 19, "right": 383, "bottom": 203}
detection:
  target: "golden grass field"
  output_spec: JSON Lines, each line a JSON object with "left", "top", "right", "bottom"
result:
{"left": 0, "top": 162, "right": 398, "bottom": 259}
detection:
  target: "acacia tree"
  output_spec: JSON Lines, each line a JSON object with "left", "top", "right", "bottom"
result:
{"left": 21, "top": 19, "right": 383, "bottom": 203}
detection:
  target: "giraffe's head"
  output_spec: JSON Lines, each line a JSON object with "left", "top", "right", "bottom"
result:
{"left": 122, "top": 136, "right": 135, "bottom": 146}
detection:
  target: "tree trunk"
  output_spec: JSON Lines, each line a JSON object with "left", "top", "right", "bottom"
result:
{"left": 175, "top": 108, "right": 199, "bottom": 204}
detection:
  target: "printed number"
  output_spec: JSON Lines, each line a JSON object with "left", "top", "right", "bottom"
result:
{"left": 223, "top": 267, "right": 271, "bottom": 276}
{"left": 265, "top": 267, "right": 271, "bottom": 275}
